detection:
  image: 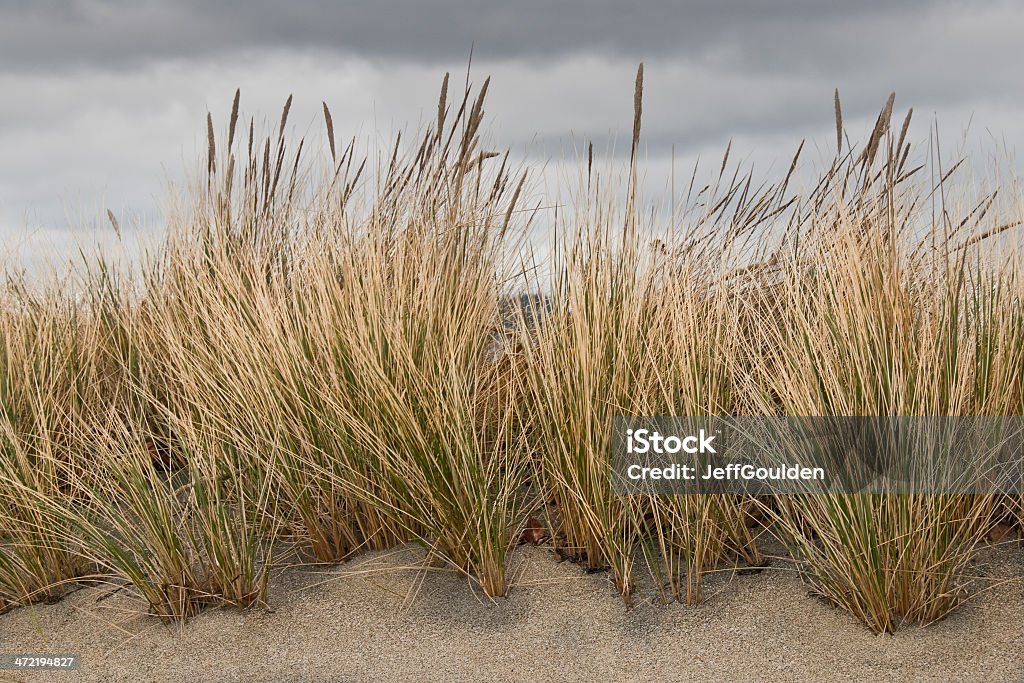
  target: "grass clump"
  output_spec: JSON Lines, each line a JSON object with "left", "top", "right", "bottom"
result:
{"left": 0, "top": 73, "right": 1022, "bottom": 631}
{"left": 0, "top": 286, "right": 103, "bottom": 611}
{"left": 742, "top": 96, "right": 1024, "bottom": 632}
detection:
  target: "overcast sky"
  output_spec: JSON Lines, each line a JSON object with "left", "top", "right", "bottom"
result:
{"left": 2, "top": 0, "right": 1023, "bottom": 273}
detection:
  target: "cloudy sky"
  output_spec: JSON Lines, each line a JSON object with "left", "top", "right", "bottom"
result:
{"left": 2, "top": 0, "right": 1023, "bottom": 273}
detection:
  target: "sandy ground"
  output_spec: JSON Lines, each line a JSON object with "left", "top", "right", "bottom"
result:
{"left": 1, "top": 542, "right": 1022, "bottom": 683}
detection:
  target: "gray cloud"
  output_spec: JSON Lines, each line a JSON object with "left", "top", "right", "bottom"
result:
{"left": 0, "top": 0, "right": 950, "bottom": 69}
{"left": 1, "top": 0, "right": 1022, "bottom": 274}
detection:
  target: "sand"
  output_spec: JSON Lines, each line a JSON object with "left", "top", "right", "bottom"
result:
{"left": 1, "top": 542, "right": 1022, "bottom": 683}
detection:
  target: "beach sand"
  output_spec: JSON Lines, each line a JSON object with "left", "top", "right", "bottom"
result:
{"left": 2, "top": 542, "right": 1022, "bottom": 682}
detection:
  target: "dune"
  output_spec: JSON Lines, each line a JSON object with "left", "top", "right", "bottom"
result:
{"left": 2, "top": 542, "right": 1022, "bottom": 682}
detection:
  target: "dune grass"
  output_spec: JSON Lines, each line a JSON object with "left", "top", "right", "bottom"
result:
{"left": 0, "top": 287, "right": 97, "bottom": 612}
{"left": 736, "top": 103, "right": 1024, "bottom": 631}
{"left": 0, "top": 71, "right": 1022, "bottom": 632}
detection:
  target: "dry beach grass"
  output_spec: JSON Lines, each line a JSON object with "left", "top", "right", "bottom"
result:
{"left": 2, "top": 64, "right": 1024, "bottom": 670}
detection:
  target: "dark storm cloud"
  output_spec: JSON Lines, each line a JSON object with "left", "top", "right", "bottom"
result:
{"left": 4, "top": 0, "right": 1021, "bottom": 134}
{"left": 2, "top": 0, "right": 1023, "bottom": 274}
{"left": 0, "top": 0, "right": 940, "bottom": 70}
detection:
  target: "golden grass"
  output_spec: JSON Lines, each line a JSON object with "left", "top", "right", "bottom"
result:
{"left": 0, "top": 74, "right": 1022, "bottom": 632}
